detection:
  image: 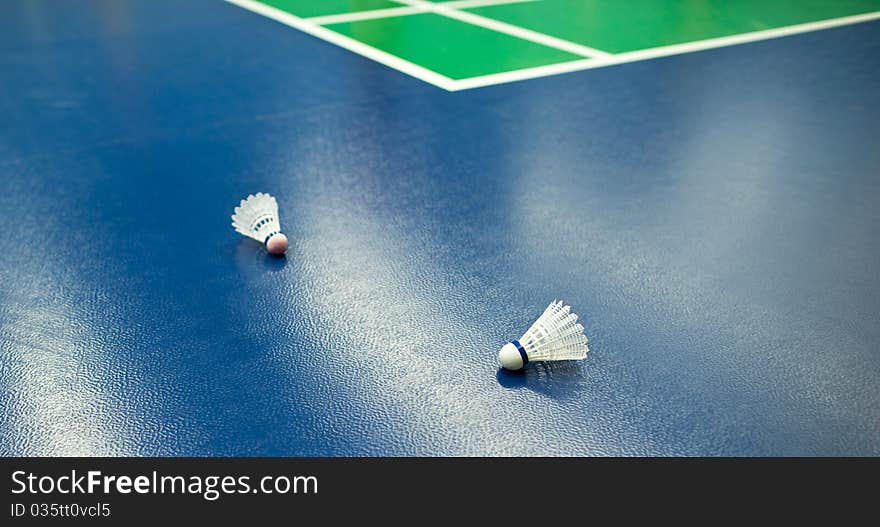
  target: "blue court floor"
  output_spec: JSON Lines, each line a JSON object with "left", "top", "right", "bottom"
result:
{"left": 1, "top": 0, "right": 878, "bottom": 456}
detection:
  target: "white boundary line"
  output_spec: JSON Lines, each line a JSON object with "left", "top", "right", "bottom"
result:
{"left": 440, "top": 0, "right": 540, "bottom": 9}
{"left": 391, "top": 0, "right": 611, "bottom": 58}
{"left": 306, "top": 6, "right": 419, "bottom": 26}
{"left": 306, "top": 0, "right": 538, "bottom": 25}
{"left": 449, "top": 10, "right": 880, "bottom": 90}
{"left": 224, "top": 0, "right": 457, "bottom": 90}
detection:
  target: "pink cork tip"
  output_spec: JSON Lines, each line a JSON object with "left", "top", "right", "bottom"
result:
{"left": 266, "top": 233, "right": 288, "bottom": 256}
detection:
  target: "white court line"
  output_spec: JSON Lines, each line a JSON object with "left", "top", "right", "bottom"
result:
{"left": 430, "top": 0, "right": 540, "bottom": 10}
{"left": 306, "top": 6, "right": 419, "bottom": 26}
{"left": 307, "top": 0, "right": 538, "bottom": 26}
{"left": 390, "top": 0, "right": 612, "bottom": 58}
{"left": 224, "top": 0, "right": 457, "bottom": 90}
{"left": 449, "top": 10, "right": 880, "bottom": 90}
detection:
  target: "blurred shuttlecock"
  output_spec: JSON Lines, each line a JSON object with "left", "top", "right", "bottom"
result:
{"left": 231, "top": 192, "right": 288, "bottom": 256}
{"left": 498, "top": 300, "right": 589, "bottom": 370}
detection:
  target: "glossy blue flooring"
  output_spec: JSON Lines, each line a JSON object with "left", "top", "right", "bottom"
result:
{"left": 1, "top": 0, "right": 878, "bottom": 455}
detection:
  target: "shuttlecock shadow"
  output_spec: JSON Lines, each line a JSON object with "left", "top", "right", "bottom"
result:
{"left": 496, "top": 361, "right": 586, "bottom": 400}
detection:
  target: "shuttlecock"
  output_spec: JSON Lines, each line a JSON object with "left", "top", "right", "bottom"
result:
{"left": 231, "top": 192, "right": 288, "bottom": 256}
{"left": 498, "top": 300, "right": 589, "bottom": 370}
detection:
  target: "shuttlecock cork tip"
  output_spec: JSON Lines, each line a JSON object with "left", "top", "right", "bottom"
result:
{"left": 266, "top": 233, "right": 288, "bottom": 256}
{"left": 498, "top": 341, "right": 526, "bottom": 371}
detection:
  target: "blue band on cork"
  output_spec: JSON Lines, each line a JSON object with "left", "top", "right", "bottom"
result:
{"left": 512, "top": 340, "right": 528, "bottom": 366}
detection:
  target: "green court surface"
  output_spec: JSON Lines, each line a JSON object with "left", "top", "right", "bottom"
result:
{"left": 234, "top": 0, "right": 880, "bottom": 88}
{"left": 465, "top": 0, "right": 880, "bottom": 53}
{"left": 326, "top": 13, "right": 583, "bottom": 80}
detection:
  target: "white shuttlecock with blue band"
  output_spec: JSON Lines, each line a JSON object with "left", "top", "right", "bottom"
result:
{"left": 498, "top": 300, "right": 589, "bottom": 370}
{"left": 231, "top": 192, "right": 288, "bottom": 255}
